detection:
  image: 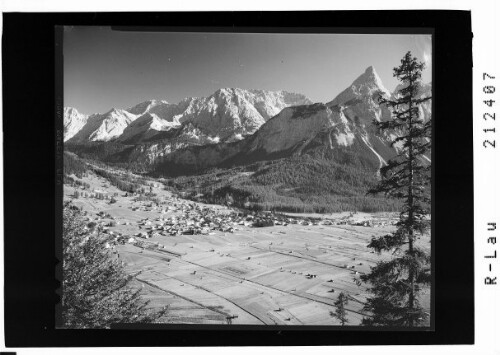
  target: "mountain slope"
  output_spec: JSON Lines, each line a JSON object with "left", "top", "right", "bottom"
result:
{"left": 64, "top": 108, "right": 88, "bottom": 142}
{"left": 127, "top": 103, "right": 339, "bottom": 172}
{"left": 68, "top": 108, "right": 139, "bottom": 143}
{"left": 117, "top": 112, "right": 179, "bottom": 144}
{"left": 150, "top": 101, "right": 390, "bottom": 176}
{"left": 173, "top": 88, "right": 313, "bottom": 142}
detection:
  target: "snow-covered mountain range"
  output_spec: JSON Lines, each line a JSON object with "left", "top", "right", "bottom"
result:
{"left": 64, "top": 89, "right": 312, "bottom": 144}
{"left": 65, "top": 66, "right": 431, "bottom": 174}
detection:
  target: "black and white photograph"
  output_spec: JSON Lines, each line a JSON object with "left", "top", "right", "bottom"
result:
{"left": 60, "top": 27, "right": 433, "bottom": 328}
{"left": 1, "top": 5, "right": 481, "bottom": 351}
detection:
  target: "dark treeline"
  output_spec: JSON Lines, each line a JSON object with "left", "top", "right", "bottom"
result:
{"left": 165, "top": 156, "right": 402, "bottom": 213}
{"left": 253, "top": 156, "right": 377, "bottom": 196}
{"left": 91, "top": 167, "right": 146, "bottom": 194}
{"left": 66, "top": 142, "right": 153, "bottom": 172}
{"left": 63, "top": 152, "right": 146, "bottom": 195}
{"left": 63, "top": 151, "right": 88, "bottom": 178}
{"left": 65, "top": 142, "right": 132, "bottom": 162}
{"left": 64, "top": 175, "right": 90, "bottom": 190}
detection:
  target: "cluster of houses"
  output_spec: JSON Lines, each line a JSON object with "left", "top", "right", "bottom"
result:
{"left": 92, "top": 201, "right": 397, "bottom": 249}
{"left": 126, "top": 200, "right": 379, "bottom": 239}
{"left": 73, "top": 187, "right": 113, "bottom": 200}
{"left": 349, "top": 219, "right": 397, "bottom": 228}
{"left": 131, "top": 206, "right": 277, "bottom": 238}
{"left": 80, "top": 181, "right": 399, "bottom": 253}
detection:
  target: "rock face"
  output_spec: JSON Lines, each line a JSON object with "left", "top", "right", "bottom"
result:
{"left": 327, "top": 66, "right": 392, "bottom": 125}
{"left": 246, "top": 103, "right": 337, "bottom": 154}
{"left": 68, "top": 108, "right": 138, "bottom": 143}
{"left": 126, "top": 99, "right": 168, "bottom": 116}
{"left": 174, "top": 88, "right": 312, "bottom": 142}
{"left": 117, "top": 112, "right": 179, "bottom": 144}
{"left": 125, "top": 103, "right": 340, "bottom": 169}
{"left": 126, "top": 122, "right": 226, "bottom": 165}
{"left": 64, "top": 107, "right": 88, "bottom": 142}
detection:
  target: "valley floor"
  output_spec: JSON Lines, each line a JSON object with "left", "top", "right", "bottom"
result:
{"left": 64, "top": 171, "right": 431, "bottom": 326}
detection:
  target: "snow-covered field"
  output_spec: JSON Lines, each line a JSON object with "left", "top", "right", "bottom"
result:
{"left": 64, "top": 171, "right": 431, "bottom": 326}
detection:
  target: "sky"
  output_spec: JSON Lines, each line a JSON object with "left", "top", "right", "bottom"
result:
{"left": 64, "top": 27, "right": 432, "bottom": 115}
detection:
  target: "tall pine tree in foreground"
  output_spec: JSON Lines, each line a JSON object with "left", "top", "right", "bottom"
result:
{"left": 361, "top": 51, "right": 432, "bottom": 327}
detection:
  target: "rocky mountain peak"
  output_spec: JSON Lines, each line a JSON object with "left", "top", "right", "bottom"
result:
{"left": 351, "top": 66, "right": 390, "bottom": 96}
{"left": 64, "top": 107, "right": 81, "bottom": 115}
{"left": 127, "top": 100, "right": 157, "bottom": 115}
{"left": 64, "top": 107, "right": 89, "bottom": 142}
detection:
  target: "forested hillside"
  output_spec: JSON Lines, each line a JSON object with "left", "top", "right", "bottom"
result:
{"left": 165, "top": 156, "right": 402, "bottom": 213}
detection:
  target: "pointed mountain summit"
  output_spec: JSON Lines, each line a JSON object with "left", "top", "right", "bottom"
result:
{"left": 351, "top": 66, "right": 391, "bottom": 96}
{"left": 64, "top": 107, "right": 88, "bottom": 142}
{"left": 328, "top": 66, "right": 390, "bottom": 107}
{"left": 68, "top": 108, "right": 139, "bottom": 143}
{"left": 327, "top": 66, "right": 392, "bottom": 125}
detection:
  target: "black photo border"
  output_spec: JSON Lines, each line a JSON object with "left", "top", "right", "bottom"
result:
{"left": 3, "top": 10, "right": 473, "bottom": 347}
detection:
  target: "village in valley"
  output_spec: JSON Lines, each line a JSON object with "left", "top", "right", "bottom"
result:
{"left": 64, "top": 165, "right": 430, "bottom": 325}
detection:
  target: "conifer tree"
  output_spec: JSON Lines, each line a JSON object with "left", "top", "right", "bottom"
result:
{"left": 331, "top": 292, "right": 349, "bottom": 326}
{"left": 361, "top": 51, "right": 432, "bottom": 327}
{"left": 62, "top": 202, "right": 167, "bottom": 328}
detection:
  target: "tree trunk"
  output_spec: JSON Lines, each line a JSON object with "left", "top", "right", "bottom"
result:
{"left": 407, "top": 74, "right": 415, "bottom": 327}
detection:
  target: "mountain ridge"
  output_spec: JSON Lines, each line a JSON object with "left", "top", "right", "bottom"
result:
{"left": 65, "top": 67, "right": 431, "bottom": 178}
{"left": 65, "top": 88, "right": 312, "bottom": 145}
